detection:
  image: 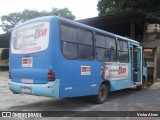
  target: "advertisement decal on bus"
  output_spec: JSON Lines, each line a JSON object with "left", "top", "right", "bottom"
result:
{"left": 11, "top": 22, "right": 49, "bottom": 54}
{"left": 101, "top": 62, "right": 128, "bottom": 80}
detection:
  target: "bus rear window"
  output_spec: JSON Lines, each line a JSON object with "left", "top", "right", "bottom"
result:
{"left": 11, "top": 22, "right": 49, "bottom": 54}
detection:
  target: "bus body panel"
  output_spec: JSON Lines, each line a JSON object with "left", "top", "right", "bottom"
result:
{"left": 9, "top": 79, "right": 60, "bottom": 98}
{"left": 11, "top": 68, "right": 48, "bottom": 84}
{"left": 10, "top": 51, "right": 52, "bottom": 84}
{"left": 59, "top": 59, "right": 101, "bottom": 98}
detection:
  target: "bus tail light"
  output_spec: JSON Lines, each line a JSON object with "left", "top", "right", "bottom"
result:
{"left": 48, "top": 70, "right": 55, "bottom": 81}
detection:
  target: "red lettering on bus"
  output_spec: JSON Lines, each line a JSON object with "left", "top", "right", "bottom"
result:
{"left": 38, "top": 28, "right": 47, "bottom": 38}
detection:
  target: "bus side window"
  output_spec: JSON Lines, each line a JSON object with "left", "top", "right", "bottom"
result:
{"left": 118, "top": 40, "right": 129, "bottom": 63}
{"left": 60, "top": 24, "right": 94, "bottom": 60}
{"left": 77, "top": 29, "right": 94, "bottom": 60}
{"left": 61, "top": 25, "right": 78, "bottom": 59}
{"left": 105, "top": 36, "right": 117, "bottom": 62}
{"left": 61, "top": 42, "right": 78, "bottom": 59}
{"left": 61, "top": 25, "right": 77, "bottom": 43}
{"left": 95, "top": 34, "right": 106, "bottom": 61}
{"left": 96, "top": 34, "right": 117, "bottom": 62}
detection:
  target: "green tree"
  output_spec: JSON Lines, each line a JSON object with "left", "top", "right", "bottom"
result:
{"left": 50, "top": 8, "right": 75, "bottom": 20}
{"left": 97, "top": 0, "right": 160, "bottom": 16}
{"left": 0, "top": 8, "right": 76, "bottom": 32}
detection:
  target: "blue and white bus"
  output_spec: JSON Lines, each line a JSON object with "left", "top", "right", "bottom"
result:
{"left": 9, "top": 16, "right": 147, "bottom": 104}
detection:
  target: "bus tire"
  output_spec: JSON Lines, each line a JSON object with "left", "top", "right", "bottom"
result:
{"left": 94, "top": 84, "right": 108, "bottom": 104}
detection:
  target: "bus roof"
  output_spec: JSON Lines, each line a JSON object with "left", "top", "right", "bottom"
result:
{"left": 12, "top": 16, "right": 140, "bottom": 45}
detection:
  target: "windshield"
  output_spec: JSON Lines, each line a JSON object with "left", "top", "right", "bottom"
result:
{"left": 11, "top": 22, "right": 50, "bottom": 54}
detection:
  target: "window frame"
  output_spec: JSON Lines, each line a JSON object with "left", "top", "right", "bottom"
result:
{"left": 95, "top": 33, "right": 117, "bottom": 62}
{"left": 117, "top": 39, "right": 129, "bottom": 63}
{"left": 60, "top": 23, "right": 95, "bottom": 61}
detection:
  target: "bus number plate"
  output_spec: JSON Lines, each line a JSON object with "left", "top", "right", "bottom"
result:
{"left": 22, "top": 57, "right": 32, "bottom": 67}
{"left": 22, "top": 87, "right": 32, "bottom": 93}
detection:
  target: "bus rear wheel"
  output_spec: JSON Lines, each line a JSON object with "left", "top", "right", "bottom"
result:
{"left": 94, "top": 84, "right": 108, "bottom": 104}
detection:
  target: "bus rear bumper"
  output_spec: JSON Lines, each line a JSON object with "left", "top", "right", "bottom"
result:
{"left": 8, "top": 79, "right": 60, "bottom": 98}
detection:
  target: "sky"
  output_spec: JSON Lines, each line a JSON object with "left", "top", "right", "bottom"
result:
{"left": 0, "top": 0, "right": 99, "bottom": 34}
